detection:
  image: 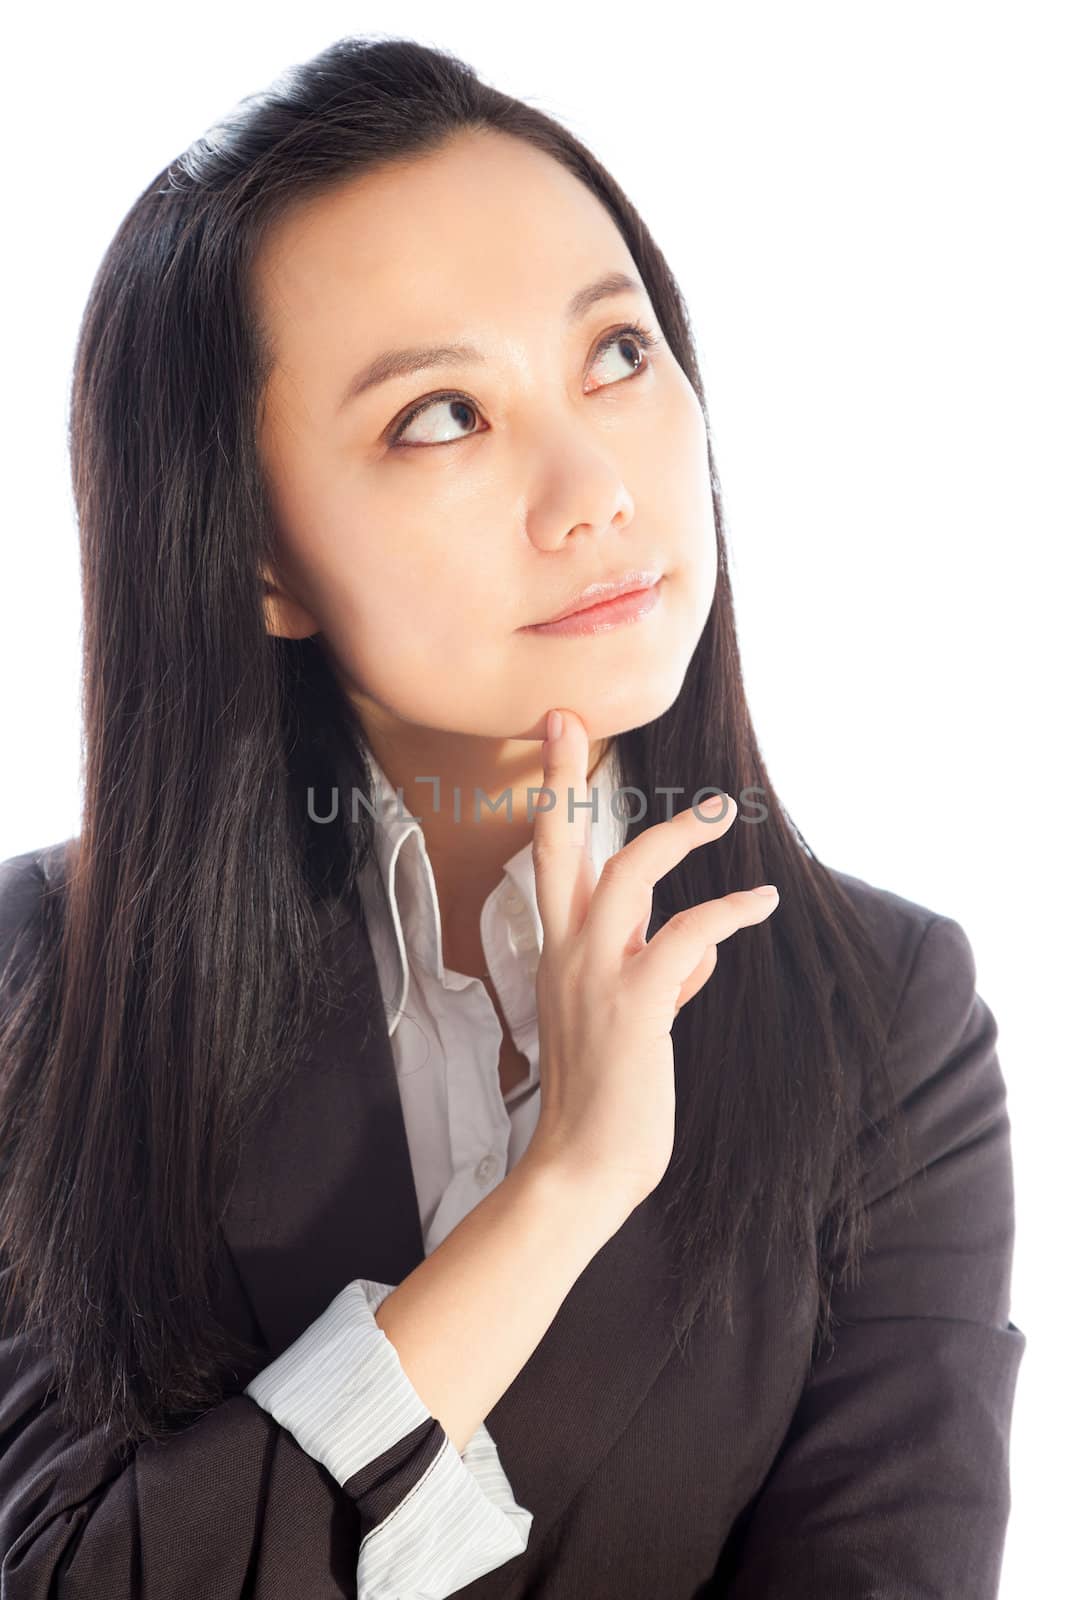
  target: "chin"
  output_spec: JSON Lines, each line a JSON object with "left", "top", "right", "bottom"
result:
{"left": 563, "top": 668, "right": 690, "bottom": 747}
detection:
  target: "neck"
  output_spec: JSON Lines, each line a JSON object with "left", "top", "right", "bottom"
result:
{"left": 355, "top": 710, "right": 611, "bottom": 942}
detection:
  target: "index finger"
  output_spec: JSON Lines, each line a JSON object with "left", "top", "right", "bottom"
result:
{"left": 532, "top": 708, "right": 596, "bottom": 949}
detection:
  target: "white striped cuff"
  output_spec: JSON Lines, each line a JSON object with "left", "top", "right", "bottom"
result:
{"left": 357, "top": 1420, "right": 532, "bottom": 1598}
{"left": 244, "top": 1278, "right": 532, "bottom": 1597}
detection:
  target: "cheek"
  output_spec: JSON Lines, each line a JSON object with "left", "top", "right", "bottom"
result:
{"left": 658, "top": 375, "right": 711, "bottom": 483}
{"left": 624, "top": 373, "right": 708, "bottom": 516}
{"left": 636, "top": 380, "right": 718, "bottom": 626}
{"left": 661, "top": 381, "right": 716, "bottom": 533}
{"left": 310, "top": 515, "right": 507, "bottom": 702}
{"left": 332, "top": 471, "right": 519, "bottom": 644}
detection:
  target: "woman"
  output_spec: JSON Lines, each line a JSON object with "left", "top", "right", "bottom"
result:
{"left": 0, "top": 34, "right": 1024, "bottom": 1599}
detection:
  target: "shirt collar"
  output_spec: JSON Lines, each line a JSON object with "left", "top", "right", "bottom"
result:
{"left": 355, "top": 742, "right": 628, "bottom": 1037}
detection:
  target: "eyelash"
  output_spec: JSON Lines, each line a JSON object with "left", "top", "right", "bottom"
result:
{"left": 385, "top": 320, "right": 663, "bottom": 449}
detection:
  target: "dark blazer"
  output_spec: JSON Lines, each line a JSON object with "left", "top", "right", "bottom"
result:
{"left": 0, "top": 840, "right": 1025, "bottom": 1598}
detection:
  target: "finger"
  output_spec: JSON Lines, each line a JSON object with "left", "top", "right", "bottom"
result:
{"left": 672, "top": 942, "right": 719, "bottom": 1017}
{"left": 628, "top": 886, "right": 779, "bottom": 1008}
{"left": 531, "top": 708, "right": 596, "bottom": 949}
{"left": 582, "top": 793, "right": 739, "bottom": 968}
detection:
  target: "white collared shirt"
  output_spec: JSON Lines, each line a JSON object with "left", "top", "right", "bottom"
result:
{"left": 355, "top": 743, "right": 628, "bottom": 1255}
{"left": 246, "top": 743, "right": 629, "bottom": 1597}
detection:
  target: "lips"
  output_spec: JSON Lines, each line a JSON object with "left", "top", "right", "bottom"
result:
{"left": 527, "top": 568, "right": 664, "bottom": 627}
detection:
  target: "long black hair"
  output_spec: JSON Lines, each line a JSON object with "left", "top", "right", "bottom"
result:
{"left": 0, "top": 34, "right": 908, "bottom": 1453}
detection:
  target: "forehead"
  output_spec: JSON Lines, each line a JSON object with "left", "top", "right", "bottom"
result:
{"left": 250, "top": 129, "right": 633, "bottom": 355}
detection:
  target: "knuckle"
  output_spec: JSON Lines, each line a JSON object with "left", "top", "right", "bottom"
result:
{"left": 531, "top": 837, "right": 555, "bottom": 869}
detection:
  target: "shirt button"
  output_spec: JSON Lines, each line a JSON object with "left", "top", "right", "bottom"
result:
{"left": 474, "top": 1154, "right": 499, "bottom": 1187}
{"left": 502, "top": 888, "right": 523, "bottom": 916}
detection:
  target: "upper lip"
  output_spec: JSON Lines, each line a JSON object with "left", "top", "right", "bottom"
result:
{"left": 525, "top": 568, "right": 664, "bottom": 627}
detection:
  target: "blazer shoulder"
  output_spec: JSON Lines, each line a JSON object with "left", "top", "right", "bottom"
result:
{"left": 824, "top": 861, "right": 975, "bottom": 989}
{"left": 823, "top": 863, "right": 993, "bottom": 1125}
{"left": 0, "top": 837, "right": 77, "bottom": 968}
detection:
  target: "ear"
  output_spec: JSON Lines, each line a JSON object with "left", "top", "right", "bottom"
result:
{"left": 261, "top": 565, "right": 320, "bottom": 640}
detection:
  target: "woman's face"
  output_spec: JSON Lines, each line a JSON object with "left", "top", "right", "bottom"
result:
{"left": 252, "top": 128, "right": 717, "bottom": 750}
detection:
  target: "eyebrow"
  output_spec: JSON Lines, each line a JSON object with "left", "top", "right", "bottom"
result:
{"left": 335, "top": 269, "right": 647, "bottom": 414}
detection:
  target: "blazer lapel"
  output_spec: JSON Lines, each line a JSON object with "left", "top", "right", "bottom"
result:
{"left": 219, "top": 888, "right": 683, "bottom": 1563}
{"left": 219, "top": 890, "right": 427, "bottom": 1360}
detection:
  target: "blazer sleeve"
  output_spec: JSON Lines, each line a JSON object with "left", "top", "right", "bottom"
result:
{"left": 718, "top": 912, "right": 1026, "bottom": 1600}
{"left": 0, "top": 851, "right": 529, "bottom": 1599}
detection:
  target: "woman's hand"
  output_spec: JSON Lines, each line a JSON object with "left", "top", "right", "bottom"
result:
{"left": 523, "top": 707, "right": 780, "bottom": 1215}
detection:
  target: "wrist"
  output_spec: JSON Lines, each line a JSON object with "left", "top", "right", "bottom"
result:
{"left": 509, "top": 1146, "right": 636, "bottom": 1248}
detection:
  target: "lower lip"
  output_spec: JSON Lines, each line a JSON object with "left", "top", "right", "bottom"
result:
{"left": 522, "top": 578, "right": 665, "bottom": 637}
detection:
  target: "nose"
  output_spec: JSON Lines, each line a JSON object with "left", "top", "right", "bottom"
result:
{"left": 521, "top": 426, "right": 636, "bottom": 552}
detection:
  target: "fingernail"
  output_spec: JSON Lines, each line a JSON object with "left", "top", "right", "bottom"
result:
{"left": 695, "top": 792, "right": 731, "bottom": 820}
{"left": 752, "top": 884, "right": 779, "bottom": 897}
{"left": 546, "top": 709, "right": 563, "bottom": 742}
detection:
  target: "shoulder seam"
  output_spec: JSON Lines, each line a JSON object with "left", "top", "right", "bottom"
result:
{"left": 880, "top": 910, "right": 944, "bottom": 1067}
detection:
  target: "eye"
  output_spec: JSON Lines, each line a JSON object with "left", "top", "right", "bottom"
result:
{"left": 385, "top": 320, "right": 663, "bottom": 450}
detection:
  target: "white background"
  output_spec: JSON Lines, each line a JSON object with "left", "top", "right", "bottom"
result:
{"left": 1, "top": 3, "right": 1062, "bottom": 1592}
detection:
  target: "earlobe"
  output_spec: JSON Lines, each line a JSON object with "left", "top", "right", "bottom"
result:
{"left": 260, "top": 570, "right": 320, "bottom": 640}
